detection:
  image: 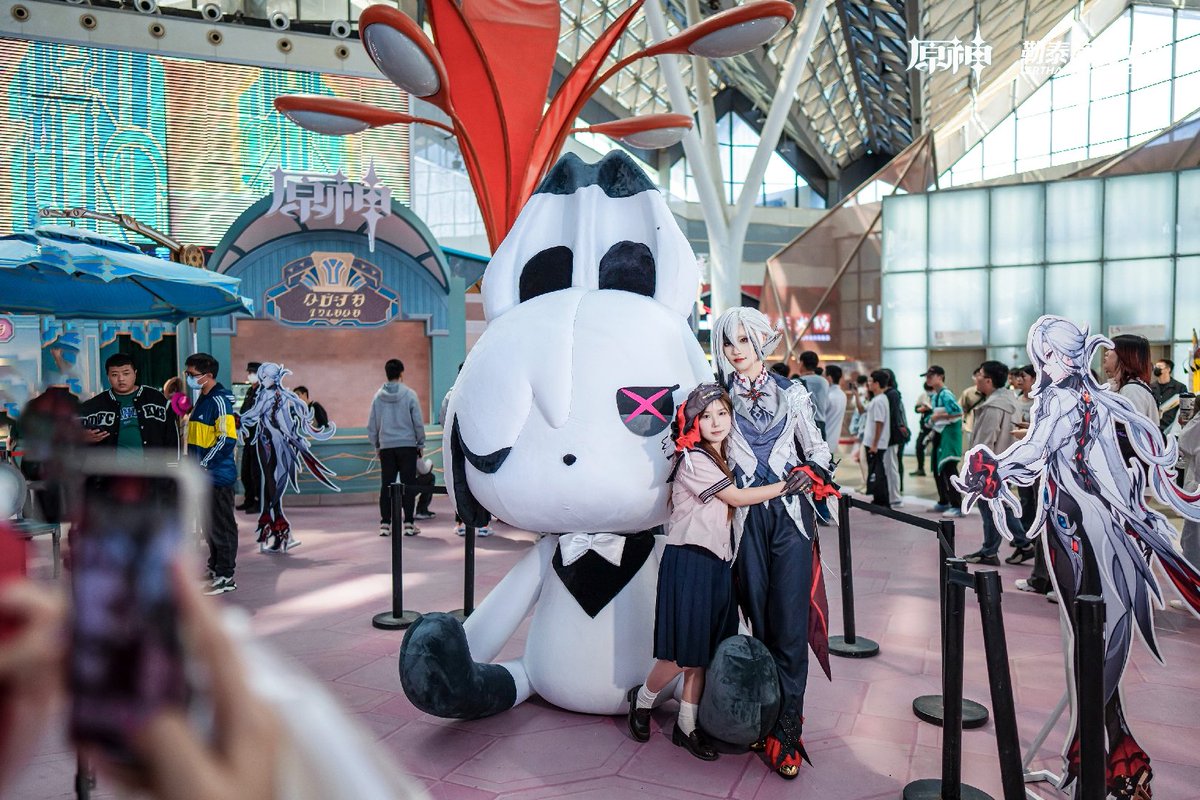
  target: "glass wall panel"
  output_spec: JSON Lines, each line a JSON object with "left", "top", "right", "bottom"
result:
{"left": 1178, "top": 170, "right": 1200, "bottom": 255}
{"left": 1045, "top": 262, "right": 1101, "bottom": 327}
{"left": 1103, "top": 258, "right": 1173, "bottom": 334}
{"left": 1175, "top": 257, "right": 1200, "bottom": 341}
{"left": 990, "top": 184, "right": 1044, "bottom": 265}
{"left": 1129, "top": 83, "right": 1171, "bottom": 137}
{"left": 990, "top": 267, "right": 1044, "bottom": 346}
{"left": 1047, "top": 179, "right": 1102, "bottom": 261}
{"left": 882, "top": 194, "right": 928, "bottom": 272}
{"left": 928, "top": 190, "right": 988, "bottom": 269}
{"left": 927, "top": 269, "right": 987, "bottom": 346}
{"left": 882, "top": 349, "right": 932, "bottom": 434}
{"left": 882, "top": 273, "right": 928, "bottom": 348}
{"left": 1103, "top": 172, "right": 1176, "bottom": 259}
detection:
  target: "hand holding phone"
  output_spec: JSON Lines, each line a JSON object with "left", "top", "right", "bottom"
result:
{"left": 69, "top": 455, "right": 204, "bottom": 767}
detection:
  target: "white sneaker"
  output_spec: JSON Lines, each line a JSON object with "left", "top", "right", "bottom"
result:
{"left": 379, "top": 523, "right": 391, "bottom": 537}
{"left": 455, "top": 524, "right": 466, "bottom": 537}
{"left": 1014, "top": 579, "right": 1043, "bottom": 594}
{"left": 1169, "top": 599, "right": 1187, "bottom": 611}
{"left": 942, "top": 508, "right": 965, "bottom": 518}
{"left": 203, "top": 576, "right": 236, "bottom": 595}
{"left": 477, "top": 526, "right": 493, "bottom": 537}
{"left": 403, "top": 523, "right": 420, "bottom": 537}
{"left": 1046, "top": 590, "right": 1059, "bottom": 604}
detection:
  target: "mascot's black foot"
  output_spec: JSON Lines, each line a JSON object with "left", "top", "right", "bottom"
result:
{"left": 399, "top": 612, "right": 517, "bottom": 720}
{"left": 698, "top": 635, "right": 781, "bottom": 748}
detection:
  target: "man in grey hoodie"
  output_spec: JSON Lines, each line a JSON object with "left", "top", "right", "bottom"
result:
{"left": 367, "top": 358, "right": 426, "bottom": 536}
{"left": 962, "top": 360, "right": 1032, "bottom": 565}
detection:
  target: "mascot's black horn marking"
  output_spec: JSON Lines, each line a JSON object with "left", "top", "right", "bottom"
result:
{"left": 534, "top": 151, "right": 658, "bottom": 199}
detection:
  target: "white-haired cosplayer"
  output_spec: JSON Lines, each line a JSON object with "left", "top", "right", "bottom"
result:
{"left": 709, "top": 306, "right": 837, "bottom": 780}
{"left": 956, "top": 315, "right": 1200, "bottom": 799}
{"left": 397, "top": 151, "right": 713, "bottom": 719}
{"left": 238, "top": 362, "right": 338, "bottom": 552}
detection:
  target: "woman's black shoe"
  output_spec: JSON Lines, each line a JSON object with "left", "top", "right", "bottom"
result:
{"left": 626, "top": 686, "right": 651, "bottom": 742}
{"left": 1005, "top": 546, "right": 1036, "bottom": 565}
{"left": 672, "top": 724, "right": 718, "bottom": 761}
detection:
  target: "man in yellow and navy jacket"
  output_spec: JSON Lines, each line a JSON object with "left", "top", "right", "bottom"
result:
{"left": 185, "top": 352, "right": 240, "bottom": 595}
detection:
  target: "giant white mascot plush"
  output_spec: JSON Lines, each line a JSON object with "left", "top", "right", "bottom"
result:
{"left": 399, "top": 151, "right": 713, "bottom": 718}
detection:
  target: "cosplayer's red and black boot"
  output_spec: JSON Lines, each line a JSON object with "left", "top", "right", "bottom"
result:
{"left": 255, "top": 511, "right": 273, "bottom": 553}
{"left": 268, "top": 517, "right": 299, "bottom": 553}
{"left": 1107, "top": 729, "right": 1153, "bottom": 799}
{"left": 764, "top": 713, "right": 810, "bottom": 780}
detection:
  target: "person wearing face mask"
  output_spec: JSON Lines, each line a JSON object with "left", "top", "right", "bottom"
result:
{"left": 238, "top": 362, "right": 263, "bottom": 514}
{"left": 1151, "top": 358, "right": 1187, "bottom": 434}
{"left": 185, "top": 352, "right": 240, "bottom": 595}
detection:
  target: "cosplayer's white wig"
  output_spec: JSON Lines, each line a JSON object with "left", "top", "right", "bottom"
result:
{"left": 712, "top": 307, "right": 782, "bottom": 384}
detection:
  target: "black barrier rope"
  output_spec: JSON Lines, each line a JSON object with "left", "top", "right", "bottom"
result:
{"left": 1075, "top": 595, "right": 1106, "bottom": 800}
{"left": 371, "top": 482, "right": 479, "bottom": 630}
{"left": 837, "top": 496, "right": 989, "bottom": 728}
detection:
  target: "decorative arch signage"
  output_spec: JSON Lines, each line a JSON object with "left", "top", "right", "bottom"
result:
{"left": 264, "top": 252, "right": 400, "bottom": 327}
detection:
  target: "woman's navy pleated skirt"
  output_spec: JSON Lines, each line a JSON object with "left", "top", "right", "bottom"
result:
{"left": 654, "top": 544, "right": 738, "bottom": 668}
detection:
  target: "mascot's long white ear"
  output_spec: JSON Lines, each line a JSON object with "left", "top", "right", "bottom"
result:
{"left": 482, "top": 151, "right": 700, "bottom": 322}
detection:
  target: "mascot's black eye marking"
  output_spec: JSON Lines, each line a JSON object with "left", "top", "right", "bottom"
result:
{"left": 616, "top": 384, "right": 678, "bottom": 437}
{"left": 599, "top": 241, "right": 655, "bottom": 297}
{"left": 519, "top": 245, "right": 574, "bottom": 302}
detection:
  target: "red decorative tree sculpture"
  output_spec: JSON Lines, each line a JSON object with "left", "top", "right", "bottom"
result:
{"left": 274, "top": 0, "right": 795, "bottom": 250}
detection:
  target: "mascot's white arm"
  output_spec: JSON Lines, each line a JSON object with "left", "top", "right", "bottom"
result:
{"left": 463, "top": 536, "right": 556, "bottom": 662}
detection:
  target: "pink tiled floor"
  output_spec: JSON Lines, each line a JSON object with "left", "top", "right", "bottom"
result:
{"left": 12, "top": 491, "right": 1200, "bottom": 799}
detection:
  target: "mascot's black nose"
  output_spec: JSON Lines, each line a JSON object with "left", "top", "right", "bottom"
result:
{"left": 563, "top": 454, "right": 577, "bottom": 466}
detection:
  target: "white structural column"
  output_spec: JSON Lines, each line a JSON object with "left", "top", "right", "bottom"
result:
{"left": 646, "top": 0, "right": 823, "bottom": 317}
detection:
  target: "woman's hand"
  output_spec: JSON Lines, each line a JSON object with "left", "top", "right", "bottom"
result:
{"left": 93, "top": 566, "right": 281, "bottom": 800}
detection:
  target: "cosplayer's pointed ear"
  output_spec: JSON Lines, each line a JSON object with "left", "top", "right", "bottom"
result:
{"left": 450, "top": 417, "right": 492, "bottom": 528}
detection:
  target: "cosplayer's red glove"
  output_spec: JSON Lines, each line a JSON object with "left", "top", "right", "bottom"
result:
{"left": 786, "top": 465, "right": 842, "bottom": 500}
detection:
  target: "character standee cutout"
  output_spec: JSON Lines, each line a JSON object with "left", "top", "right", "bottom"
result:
{"left": 239, "top": 363, "right": 339, "bottom": 552}
{"left": 956, "top": 315, "right": 1200, "bottom": 799}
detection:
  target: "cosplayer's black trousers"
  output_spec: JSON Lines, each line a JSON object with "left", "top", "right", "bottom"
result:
{"left": 240, "top": 426, "right": 262, "bottom": 507}
{"left": 735, "top": 496, "right": 815, "bottom": 727}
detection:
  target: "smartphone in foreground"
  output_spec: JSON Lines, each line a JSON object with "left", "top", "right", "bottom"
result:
{"left": 68, "top": 454, "right": 207, "bottom": 766}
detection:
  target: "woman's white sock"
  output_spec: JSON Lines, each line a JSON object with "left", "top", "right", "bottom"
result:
{"left": 677, "top": 701, "right": 698, "bottom": 736}
{"left": 636, "top": 684, "right": 658, "bottom": 710}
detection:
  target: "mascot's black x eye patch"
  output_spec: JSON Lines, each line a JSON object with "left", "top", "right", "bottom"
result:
{"left": 616, "top": 385, "right": 678, "bottom": 437}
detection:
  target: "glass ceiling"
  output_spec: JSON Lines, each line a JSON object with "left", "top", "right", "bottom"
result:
{"left": 555, "top": 0, "right": 1082, "bottom": 178}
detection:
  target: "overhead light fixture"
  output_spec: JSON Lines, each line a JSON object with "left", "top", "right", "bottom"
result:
{"left": 273, "top": 94, "right": 454, "bottom": 136}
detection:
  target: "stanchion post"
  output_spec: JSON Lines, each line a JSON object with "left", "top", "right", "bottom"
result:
{"left": 974, "top": 569, "right": 1026, "bottom": 800}
{"left": 445, "top": 522, "right": 474, "bottom": 620}
{"left": 372, "top": 481, "right": 422, "bottom": 630}
{"left": 913, "top": 519, "right": 988, "bottom": 729}
{"left": 941, "top": 558, "right": 968, "bottom": 798}
{"left": 829, "top": 497, "right": 880, "bottom": 658}
{"left": 903, "top": 558, "right": 991, "bottom": 800}
{"left": 1075, "top": 595, "right": 1107, "bottom": 800}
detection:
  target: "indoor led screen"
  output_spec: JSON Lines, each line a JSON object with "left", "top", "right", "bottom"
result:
{"left": 0, "top": 38, "right": 410, "bottom": 247}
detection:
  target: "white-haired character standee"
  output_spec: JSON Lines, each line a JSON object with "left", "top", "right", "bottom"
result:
{"left": 956, "top": 315, "right": 1200, "bottom": 799}
{"left": 239, "top": 362, "right": 339, "bottom": 552}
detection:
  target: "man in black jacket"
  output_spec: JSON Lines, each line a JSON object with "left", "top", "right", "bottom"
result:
{"left": 79, "top": 354, "right": 176, "bottom": 455}
{"left": 238, "top": 361, "right": 262, "bottom": 513}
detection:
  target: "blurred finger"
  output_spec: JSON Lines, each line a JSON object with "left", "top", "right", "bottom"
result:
{"left": 131, "top": 711, "right": 220, "bottom": 800}
{"left": 171, "top": 564, "right": 254, "bottom": 753}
